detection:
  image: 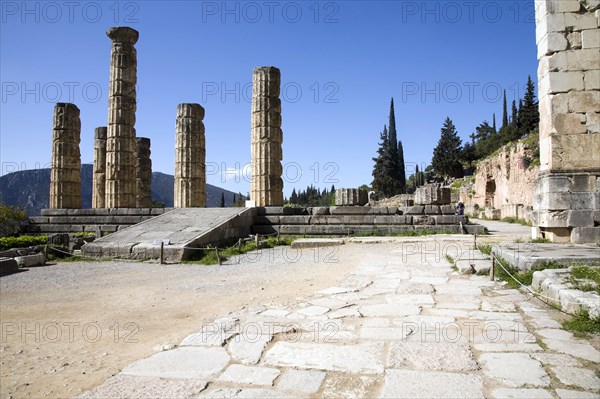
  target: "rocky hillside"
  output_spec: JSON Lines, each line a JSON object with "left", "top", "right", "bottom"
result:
{"left": 0, "top": 164, "right": 244, "bottom": 215}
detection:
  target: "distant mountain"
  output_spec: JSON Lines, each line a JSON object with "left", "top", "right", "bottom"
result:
{"left": 0, "top": 164, "right": 245, "bottom": 216}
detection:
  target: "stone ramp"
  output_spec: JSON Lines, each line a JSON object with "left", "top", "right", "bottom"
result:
{"left": 82, "top": 208, "right": 256, "bottom": 262}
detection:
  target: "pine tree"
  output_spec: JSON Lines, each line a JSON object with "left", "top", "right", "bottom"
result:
{"left": 501, "top": 90, "right": 508, "bottom": 129}
{"left": 290, "top": 188, "right": 298, "bottom": 204}
{"left": 519, "top": 75, "right": 539, "bottom": 135}
{"left": 431, "top": 117, "right": 464, "bottom": 178}
{"left": 220, "top": 192, "right": 225, "bottom": 207}
{"left": 372, "top": 125, "right": 396, "bottom": 196}
{"left": 397, "top": 140, "right": 406, "bottom": 194}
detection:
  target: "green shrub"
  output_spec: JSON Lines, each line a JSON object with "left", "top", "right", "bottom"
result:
{"left": 0, "top": 235, "right": 48, "bottom": 251}
{"left": 0, "top": 202, "right": 29, "bottom": 237}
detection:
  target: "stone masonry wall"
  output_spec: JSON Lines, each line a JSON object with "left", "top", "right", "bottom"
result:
{"left": 461, "top": 141, "right": 539, "bottom": 221}
{"left": 533, "top": 0, "right": 600, "bottom": 243}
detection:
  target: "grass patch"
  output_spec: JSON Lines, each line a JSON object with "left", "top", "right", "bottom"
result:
{"left": 562, "top": 309, "right": 600, "bottom": 336}
{"left": 530, "top": 238, "right": 551, "bottom": 243}
{"left": 493, "top": 259, "right": 567, "bottom": 289}
{"left": 569, "top": 266, "right": 600, "bottom": 295}
{"left": 446, "top": 254, "right": 458, "bottom": 271}
{"left": 184, "top": 236, "right": 297, "bottom": 265}
{"left": 0, "top": 235, "right": 48, "bottom": 251}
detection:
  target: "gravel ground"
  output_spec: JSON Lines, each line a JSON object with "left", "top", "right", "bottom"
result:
{"left": 0, "top": 243, "right": 359, "bottom": 399}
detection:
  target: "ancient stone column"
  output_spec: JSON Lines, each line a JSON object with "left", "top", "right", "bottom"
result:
{"left": 250, "top": 66, "right": 283, "bottom": 206}
{"left": 135, "top": 137, "right": 152, "bottom": 208}
{"left": 92, "top": 127, "right": 107, "bottom": 208}
{"left": 105, "top": 26, "right": 139, "bottom": 208}
{"left": 174, "top": 104, "right": 206, "bottom": 208}
{"left": 50, "top": 103, "right": 81, "bottom": 209}
{"left": 533, "top": 1, "right": 600, "bottom": 243}
{"left": 335, "top": 188, "right": 368, "bottom": 206}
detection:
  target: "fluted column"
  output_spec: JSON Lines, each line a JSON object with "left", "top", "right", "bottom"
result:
{"left": 92, "top": 127, "right": 107, "bottom": 208}
{"left": 136, "top": 137, "right": 152, "bottom": 208}
{"left": 105, "top": 26, "right": 138, "bottom": 208}
{"left": 174, "top": 104, "right": 206, "bottom": 207}
{"left": 50, "top": 103, "right": 81, "bottom": 209}
{"left": 250, "top": 66, "right": 283, "bottom": 206}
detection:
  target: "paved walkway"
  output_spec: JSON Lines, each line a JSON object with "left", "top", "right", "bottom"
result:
{"left": 80, "top": 236, "right": 600, "bottom": 398}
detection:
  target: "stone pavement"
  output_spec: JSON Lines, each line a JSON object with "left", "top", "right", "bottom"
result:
{"left": 80, "top": 238, "right": 600, "bottom": 398}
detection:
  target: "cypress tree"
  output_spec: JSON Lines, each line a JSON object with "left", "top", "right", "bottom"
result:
{"left": 432, "top": 117, "right": 464, "bottom": 178}
{"left": 492, "top": 113, "right": 497, "bottom": 133}
{"left": 220, "top": 192, "right": 225, "bottom": 207}
{"left": 501, "top": 90, "right": 508, "bottom": 129}
{"left": 415, "top": 165, "right": 420, "bottom": 187}
{"left": 398, "top": 140, "right": 406, "bottom": 194}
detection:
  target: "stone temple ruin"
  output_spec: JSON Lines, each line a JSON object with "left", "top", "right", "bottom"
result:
{"left": 30, "top": 4, "right": 599, "bottom": 255}
{"left": 532, "top": 0, "right": 600, "bottom": 243}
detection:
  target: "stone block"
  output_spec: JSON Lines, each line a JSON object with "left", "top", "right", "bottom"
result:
{"left": 567, "top": 91, "right": 600, "bottom": 113}
{"left": 584, "top": 70, "right": 600, "bottom": 90}
{"left": 582, "top": 28, "right": 600, "bottom": 48}
{"left": 571, "top": 227, "right": 600, "bottom": 243}
{"left": 424, "top": 205, "right": 441, "bottom": 214}
{"left": 567, "top": 210, "right": 594, "bottom": 227}
{"left": 14, "top": 253, "right": 46, "bottom": 267}
{"left": 536, "top": 12, "right": 565, "bottom": 42}
{"left": 0, "top": 258, "right": 20, "bottom": 276}
{"left": 547, "top": 71, "right": 585, "bottom": 94}
{"left": 335, "top": 188, "right": 368, "bottom": 206}
{"left": 440, "top": 205, "right": 455, "bottom": 215}
{"left": 312, "top": 207, "right": 329, "bottom": 215}
{"left": 329, "top": 206, "right": 372, "bottom": 215}
{"left": 549, "top": 134, "right": 600, "bottom": 170}
{"left": 556, "top": 1, "right": 582, "bottom": 12}
{"left": 414, "top": 185, "right": 451, "bottom": 205}
{"left": 565, "top": 12, "right": 598, "bottom": 30}
{"left": 587, "top": 112, "right": 600, "bottom": 133}
{"left": 566, "top": 48, "right": 600, "bottom": 71}
{"left": 405, "top": 206, "right": 424, "bottom": 215}
{"left": 567, "top": 30, "right": 582, "bottom": 48}
{"left": 537, "top": 32, "right": 568, "bottom": 57}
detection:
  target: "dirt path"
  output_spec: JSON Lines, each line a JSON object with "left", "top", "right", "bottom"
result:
{"left": 0, "top": 244, "right": 359, "bottom": 399}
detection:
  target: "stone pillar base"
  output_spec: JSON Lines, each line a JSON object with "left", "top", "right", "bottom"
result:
{"left": 533, "top": 171, "right": 600, "bottom": 243}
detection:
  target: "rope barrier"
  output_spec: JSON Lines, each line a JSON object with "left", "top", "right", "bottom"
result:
{"left": 488, "top": 250, "right": 580, "bottom": 316}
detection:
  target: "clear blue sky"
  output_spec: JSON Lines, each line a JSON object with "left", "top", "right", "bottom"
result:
{"left": 1, "top": 0, "right": 539, "bottom": 197}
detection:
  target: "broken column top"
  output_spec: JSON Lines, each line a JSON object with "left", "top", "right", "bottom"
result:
{"left": 106, "top": 26, "right": 139, "bottom": 43}
{"left": 177, "top": 103, "right": 205, "bottom": 120}
{"left": 94, "top": 126, "right": 107, "bottom": 140}
{"left": 254, "top": 66, "right": 280, "bottom": 76}
{"left": 136, "top": 137, "right": 150, "bottom": 146}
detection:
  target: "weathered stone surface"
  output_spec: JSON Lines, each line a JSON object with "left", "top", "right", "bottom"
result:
{"left": 14, "top": 253, "right": 45, "bottom": 267}
{"left": 555, "top": 389, "right": 600, "bottom": 399}
{"left": 92, "top": 127, "right": 107, "bottom": 208}
{"left": 479, "top": 353, "right": 550, "bottom": 387}
{"left": 387, "top": 342, "right": 477, "bottom": 372}
{"left": 174, "top": 104, "right": 206, "bottom": 208}
{"left": 50, "top": 103, "right": 81, "bottom": 209}
{"left": 359, "top": 304, "right": 421, "bottom": 317}
{"left": 277, "top": 369, "right": 325, "bottom": 393}
{"left": 198, "top": 388, "right": 289, "bottom": 398}
{"left": 251, "top": 66, "right": 283, "bottom": 207}
{"left": 105, "top": 27, "right": 138, "bottom": 208}
{"left": 335, "top": 188, "right": 368, "bottom": 206}
{"left": 121, "top": 347, "right": 229, "bottom": 379}
{"left": 321, "top": 374, "right": 379, "bottom": 399}
{"left": 381, "top": 369, "right": 484, "bottom": 399}
{"left": 414, "top": 185, "right": 451, "bottom": 205}
{"left": 551, "top": 366, "right": 600, "bottom": 390}
{"left": 228, "top": 333, "right": 272, "bottom": 365}
{"left": 79, "top": 375, "right": 207, "bottom": 399}
{"left": 489, "top": 388, "right": 554, "bottom": 399}
{"left": 136, "top": 137, "right": 152, "bottom": 208}
{"left": 263, "top": 341, "right": 384, "bottom": 374}
{"left": 218, "top": 364, "right": 280, "bottom": 386}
